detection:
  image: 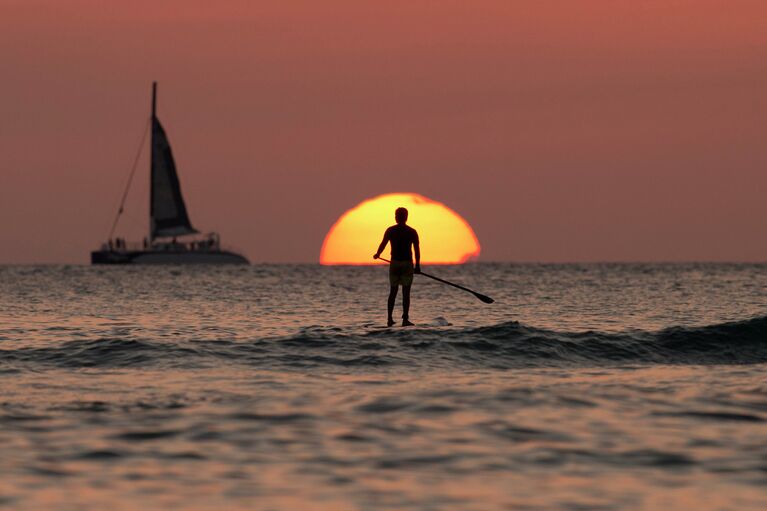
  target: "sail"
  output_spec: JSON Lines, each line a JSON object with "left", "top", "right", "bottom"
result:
{"left": 150, "top": 115, "right": 198, "bottom": 239}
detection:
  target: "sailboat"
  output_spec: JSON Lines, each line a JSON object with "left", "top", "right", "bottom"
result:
{"left": 91, "top": 83, "right": 249, "bottom": 264}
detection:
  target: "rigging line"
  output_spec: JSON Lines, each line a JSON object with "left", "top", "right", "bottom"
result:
{"left": 107, "top": 118, "right": 150, "bottom": 240}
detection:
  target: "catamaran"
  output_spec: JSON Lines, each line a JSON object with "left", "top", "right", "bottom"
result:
{"left": 91, "top": 83, "right": 249, "bottom": 264}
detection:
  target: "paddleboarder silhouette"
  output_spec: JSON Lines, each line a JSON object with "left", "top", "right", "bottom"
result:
{"left": 374, "top": 207, "right": 421, "bottom": 326}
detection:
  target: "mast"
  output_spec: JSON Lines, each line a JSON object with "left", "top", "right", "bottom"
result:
{"left": 149, "top": 82, "right": 157, "bottom": 243}
{"left": 152, "top": 82, "right": 157, "bottom": 118}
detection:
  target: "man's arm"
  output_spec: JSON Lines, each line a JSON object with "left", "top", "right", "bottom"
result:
{"left": 413, "top": 230, "right": 421, "bottom": 272}
{"left": 373, "top": 229, "right": 390, "bottom": 259}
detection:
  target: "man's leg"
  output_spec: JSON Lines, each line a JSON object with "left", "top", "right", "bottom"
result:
{"left": 401, "top": 285, "right": 414, "bottom": 326}
{"left": 387, "top": 285, "right": 398, "bottom": 327}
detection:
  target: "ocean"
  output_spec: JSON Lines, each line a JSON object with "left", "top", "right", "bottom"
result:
{"left": 0, "top": 263, "right": 765, "bottom": 510}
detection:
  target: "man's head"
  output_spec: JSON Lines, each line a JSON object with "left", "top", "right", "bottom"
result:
{"left": 395, "top": 207, "right": 408, "bottom": 225}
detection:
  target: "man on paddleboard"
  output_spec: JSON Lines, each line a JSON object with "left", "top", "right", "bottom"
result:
{"left": 373, "top": 207, "right": 421, "bottom": 327}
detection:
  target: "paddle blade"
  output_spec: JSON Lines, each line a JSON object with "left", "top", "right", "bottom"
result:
{"left": 474, "top": 293, "right": 494, "bottom": 304}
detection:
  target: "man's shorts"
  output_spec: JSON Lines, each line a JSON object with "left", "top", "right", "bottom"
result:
{"left": 389, "top": 260, "right": 414, "bottom": 287}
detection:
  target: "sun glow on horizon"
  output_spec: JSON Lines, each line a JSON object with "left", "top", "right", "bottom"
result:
{"left": 320, "top": 193, "right": 480, "bottom": 265}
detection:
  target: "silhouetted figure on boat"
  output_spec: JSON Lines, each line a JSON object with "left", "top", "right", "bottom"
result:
{"left": 374, "top": 207, "right": 421, "bottom": 326}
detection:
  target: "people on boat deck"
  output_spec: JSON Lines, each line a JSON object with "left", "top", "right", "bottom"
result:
{"left": 103, "top": 233, "right": 223, "bottom": 253}
{"left": 104, "top": 238, "right": 130, "bottom": 251}
{"left": 109, "top": 238, "right": 124, "bottom": 251}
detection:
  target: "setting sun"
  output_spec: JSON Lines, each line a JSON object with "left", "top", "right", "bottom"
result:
{"left": 320, "top": 193, "right": 480, "bottom": 265}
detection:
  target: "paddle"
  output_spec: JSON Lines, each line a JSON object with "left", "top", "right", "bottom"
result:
{"left": 377, "top": 257, "right": 494, "bottom": 304}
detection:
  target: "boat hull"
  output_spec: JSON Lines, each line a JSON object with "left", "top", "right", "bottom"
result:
{"left": 91, "top": 250, "right": 249, "bottom": 265}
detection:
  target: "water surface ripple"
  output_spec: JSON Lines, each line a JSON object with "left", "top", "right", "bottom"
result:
{"left": 0, "top": 263, "right": 765, "bottom": 510}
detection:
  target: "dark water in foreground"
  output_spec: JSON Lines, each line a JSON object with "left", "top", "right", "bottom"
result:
{"left": 0, "top": 263, "right": 765, "bottom": 510}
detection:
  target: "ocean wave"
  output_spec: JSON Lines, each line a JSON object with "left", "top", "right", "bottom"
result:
{"left": 1, "top": 316, "right": 765, "bottom": 370}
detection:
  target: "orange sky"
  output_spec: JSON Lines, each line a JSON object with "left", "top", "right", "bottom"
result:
{"left": 1, "top": 0, "right": 765, "bottom": 263}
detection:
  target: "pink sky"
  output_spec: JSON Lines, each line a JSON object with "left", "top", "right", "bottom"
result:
{"left": 1, "top": 0, "right": 765, "bottom": 263}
